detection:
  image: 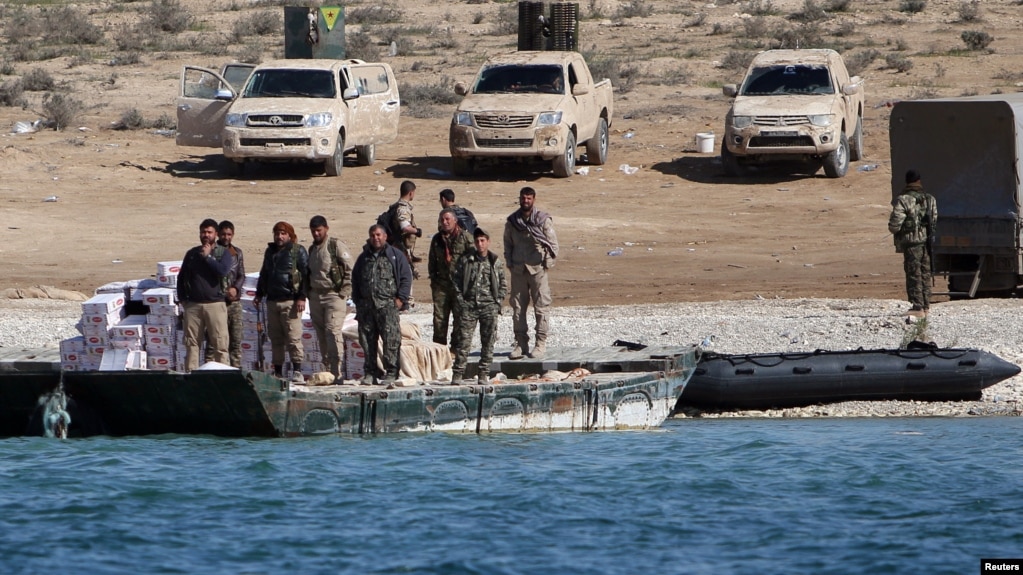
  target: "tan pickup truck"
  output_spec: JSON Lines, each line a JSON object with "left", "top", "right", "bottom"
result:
{"left": 721, "top": 49, "right": 864, "bottom": 178}
{"left": 449, "top": 51, "right": 613, "bottom": 178}
{"left": 176, "top": 59, "right": 400, "bottom": 177}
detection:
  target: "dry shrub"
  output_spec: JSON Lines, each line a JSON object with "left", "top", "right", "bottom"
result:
{"left": 346, "top": 31, "right": 381, "bottom": 61}
{"left": 22, "top": 68, "right": 55, "bottom": 91}
{"left": 347, "top": 3, "right": 403, "bottom": 25}
{"left": 844, "top": 49, "right": 879, "bottom": 77}
{"left": 42, "top": 92, "right": 83, "bottom": 130}
{"left": 957, "top": 0, "right": 981, "bottom": 22}
{"left": 0, "top": 79, "right": 27, "bottom": 107}
{"left": 616, "top": 0, "right": 653, "bottom": 19}
{"left": 960, "top": 30, "right": 992, "bottom": 51}
{"left": 400, "top": 77, "right": 460, "bottom": 119}
{"left": 899, "top": 0, "right": 926, "bottom": 13}
{"left": 43, "top": 6, "right": 104, "bottom": 45}
{"left": 884, "top": 53, "right": 913, "bottom": 73}
{"left": 791, "top": 0, "right": 827, "bottom": 23}
{"left": 721, "top": 50, "right": 756, "bottom": 71}
{"left": 149, "top": 0, "right": 193, "bottom": 34}
{"left": 231, "top": 10, "right": 281, "bottom": 41}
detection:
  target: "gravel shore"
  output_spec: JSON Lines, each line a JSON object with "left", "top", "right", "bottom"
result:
{"left": 2, "top": 296, "right": 1020, "bottom": 418}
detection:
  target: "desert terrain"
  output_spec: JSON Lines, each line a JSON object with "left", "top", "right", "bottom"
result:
{"left": 1, "top": 0, "right": 1022, "bottom": 306}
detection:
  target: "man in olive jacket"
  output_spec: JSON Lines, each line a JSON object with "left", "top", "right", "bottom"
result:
{"left": 352, "top": 224, "right": 413, "bottom": 385}
{"left": 451, "top": 227, "right": 507, "bottom": 384}
{"left": 888, "top": 169, "right": 938, "bottom": 316}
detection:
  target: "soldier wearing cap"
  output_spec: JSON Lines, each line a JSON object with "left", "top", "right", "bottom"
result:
{"left": 451, "top": 227, "right": 507, "bottom": 383}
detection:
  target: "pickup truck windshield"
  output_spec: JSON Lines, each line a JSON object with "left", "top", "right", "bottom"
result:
{"left": 740, "top": 64, "right": 834, "bottom": 96}
{"left": 243, "top": 69, "right": 337, "bottom": 99}
{"left": 474, "top": 64, "right": 564, "bottom": 95}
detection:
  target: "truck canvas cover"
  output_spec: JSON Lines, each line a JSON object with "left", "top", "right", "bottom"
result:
{"left": 889, "top": 94, "right": 1023, "bottom": 260}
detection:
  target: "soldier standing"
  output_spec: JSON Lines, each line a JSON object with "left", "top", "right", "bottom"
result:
{"left": 254, "top": 222, "right": 309, "bottom": 383}
{"left": 451, "top": 227, "right": 507, "bottom": 384}
{"left": 428, "top": 208, "right": 474, "bottom": 349}
{"left": 390, "top": 180, "right": 423, "bottom": 277}
{"left": 178, "top": 218, "right": 234, "bottom": 371}
{"left": 439, "top": 188, "right": 477, "bottom": 234}
{"left": 307, "top": 215, "right": 353, "bottom": 383}
{"left": 888, "top": 169, "right": 938, "bottom": 316}
{"left": 212, "top": 220, "right": 245, "bottom": 368}
{"left": 352, "top": 224, "right": 413, "bottom": 385}
{"left": 504, "top": 187, "right": 559, "bottom": 359}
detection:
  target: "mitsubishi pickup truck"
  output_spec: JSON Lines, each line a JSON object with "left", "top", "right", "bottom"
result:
{"left": 721, "top": 49, "right": 864, "bottom": 178}
{"left": 176, "top": 59, "right": 400, "bottom": 176}
{"left": 449, "top": 51, "right": 614, "bottom": 178}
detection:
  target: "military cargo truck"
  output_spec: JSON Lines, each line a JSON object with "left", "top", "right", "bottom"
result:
{"left": 889, "top": 94, "right": 1023, "bottom": 297}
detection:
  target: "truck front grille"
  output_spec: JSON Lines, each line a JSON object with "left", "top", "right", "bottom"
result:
{"left": 753, "top": 115, "right": 811, "bottom": 127}
{"left": 246, "top": 114, "right": 305, "bottom": 127}
{"left": 476, "top": 138, "right": 534, "bottom": 149}
{"left": 473, "top": 114, "right": 534, "bottom": 129}
{"left": 748, "top": 135, "right": 815, "bottom": 148}
{"left": 240, "top": 138, "right": 311, "bottom": 147}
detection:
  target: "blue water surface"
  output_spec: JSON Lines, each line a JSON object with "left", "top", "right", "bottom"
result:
{"left": 2, "top": 417, "right": 1022, "bottom": 575}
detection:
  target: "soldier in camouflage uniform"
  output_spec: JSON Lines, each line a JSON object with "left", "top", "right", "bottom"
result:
{"left": 211, "top": 220, "right": 245, "bottom": 368}
{"left": 888, "top": 169, "right": 938, "bottom": 315}
{"left": 428, "top": 208, "right": 474, "bottom": 349}
{"left": 390, "top": 180, "right": 423, "bottom": 279}
{"left": 451, "top": 227, "right": 508, "bottom": 383}
{"left": 352, "top": 224, "right": 413, "bottom": 385}
{"left": 307, "top": 215, "right": 353, "bottom": 382}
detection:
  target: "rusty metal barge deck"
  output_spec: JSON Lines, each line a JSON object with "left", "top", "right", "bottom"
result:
{"left": 0, "top": 345, "right": 697, "bottom": 438}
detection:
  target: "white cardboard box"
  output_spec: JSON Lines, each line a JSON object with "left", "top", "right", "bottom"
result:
{"left": 110, "top": 315, "right": 147, "bottom": 338}
{"left": 99, "top": 349, "right": 147, "bottom": 371}
{"left": 141, "top": 288, "right": 177, "bottom": 306}
{"left": 82, "top": 293, "right": 126, "bottom": 315}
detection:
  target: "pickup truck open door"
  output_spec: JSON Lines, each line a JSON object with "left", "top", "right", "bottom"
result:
{"left": 176, "top": 64, "right": 255, "bottom": 148}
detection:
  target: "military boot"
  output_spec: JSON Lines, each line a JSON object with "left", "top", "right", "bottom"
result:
{"left": 290, "top": 363, "right": 305, "bottom": 384}
{"left": 530, "top": 340, "right": 547, "bottom": 359}
{"left": 477, "top": 366, "right": 490, "bottom": 384}
{"left": 273, "top": 364, "right": 283, "bottom": 378}
{"left": 509, "top": 340, "right": 528, "bottom": 360}
{"left": 450, "top": 370, "right": 464, "bottom": 385}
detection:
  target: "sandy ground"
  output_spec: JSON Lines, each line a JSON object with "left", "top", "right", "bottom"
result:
{"left": 2, "top": 0, "right": 1022, "bottom": 307}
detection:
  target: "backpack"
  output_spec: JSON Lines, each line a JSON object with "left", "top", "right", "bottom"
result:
{"left": 452, "top": 206, "right": 477, "bottom": 234}
{"left": 325, "top": 237, "right": 348, "bottom": 293}
{"left": 376, "top": 202, "right": 402, "bottom": 244}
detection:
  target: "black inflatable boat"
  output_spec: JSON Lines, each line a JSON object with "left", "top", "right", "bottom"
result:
{"left": 678, "top": 345, "right": 1021, "bottom": 410}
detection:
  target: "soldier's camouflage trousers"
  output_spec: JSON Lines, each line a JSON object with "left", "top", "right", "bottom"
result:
{"left": 357, "top": 304, "right": 402, "bottom": 379}
{"left": 452, "top": 304, "right": 500, "bottom": 379}
{"left": 431, "top": 282, "right": 462, "bottom": 348}
{"left": 903, "top": 244, "right": 932, "bottom": 309}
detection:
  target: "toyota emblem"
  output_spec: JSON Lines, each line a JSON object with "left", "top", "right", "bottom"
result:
{"left": 497, "top": 114, "right": 509, "bottom": 124}
{"left": 269, "top": 115, "right": 283, "bottom": 125}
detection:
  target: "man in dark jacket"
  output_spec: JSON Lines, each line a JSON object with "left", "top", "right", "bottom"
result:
{"left": 254, "top": 221, "right": 309, "bottom": 383}
{"left": 451, "top": 227, "right": 507, "bottom": 383}
{"left": 178, "top": 218, "right": 235, "bottom": 372}
{"left": 352, "top": 224, "right": 413, "bottom": 385}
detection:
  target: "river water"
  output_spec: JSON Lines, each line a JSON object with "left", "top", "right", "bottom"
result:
{"left": 2, "top": 417, "right": 1021, "bottom": 574}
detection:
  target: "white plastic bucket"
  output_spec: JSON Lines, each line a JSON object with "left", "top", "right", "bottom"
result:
{"left": 696, "top": 132, "right": 715, "bottom": 154}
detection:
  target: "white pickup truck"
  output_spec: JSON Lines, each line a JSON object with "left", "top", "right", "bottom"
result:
{"left": 721, "top": 49, "right": 864, "bottom": 178}
{"left": 449, "top": 51, "right": 614, "bottom": 178}
{"left": 176, "top": 59, "right": 400, "bottom": 176}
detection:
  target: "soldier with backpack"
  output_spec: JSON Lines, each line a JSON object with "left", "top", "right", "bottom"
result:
{"left": 439, "top": 188, "right": 477, "bottom": 234}
{"left": 178, "top": 218, "right": 234, "bottom": 372}
{"left": 889, "top": 169, "right": 938, "bottom": 316}
{"left": 307, "top": 215, "right": 353, "bottom": 383}
{"left": 254, "top": 221, "right": 309, "bottom": 383}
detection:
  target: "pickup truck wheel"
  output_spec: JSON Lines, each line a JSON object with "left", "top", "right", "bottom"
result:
{"left": 721, "top": 141, "right": 745, "bottom": 177}
{"left": 356, "top": 144, "right": 375, "bottom": 166}
{"left": 823, "top": 132, "right": 849, "bottom": 178}
{"left": 849, "top": 118, "right": 864, "bottom": 162}
{"left": 452, "top": 157, "right": 474, "bottom": 177}
{"left": 552, "top": 132, "right": 576, "bottom": 178}
{"left": 585, "top": 118, "right": 609, "bottom": 165}
{"left": 324, "top": 136, "right": 344, "bottom": 177}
